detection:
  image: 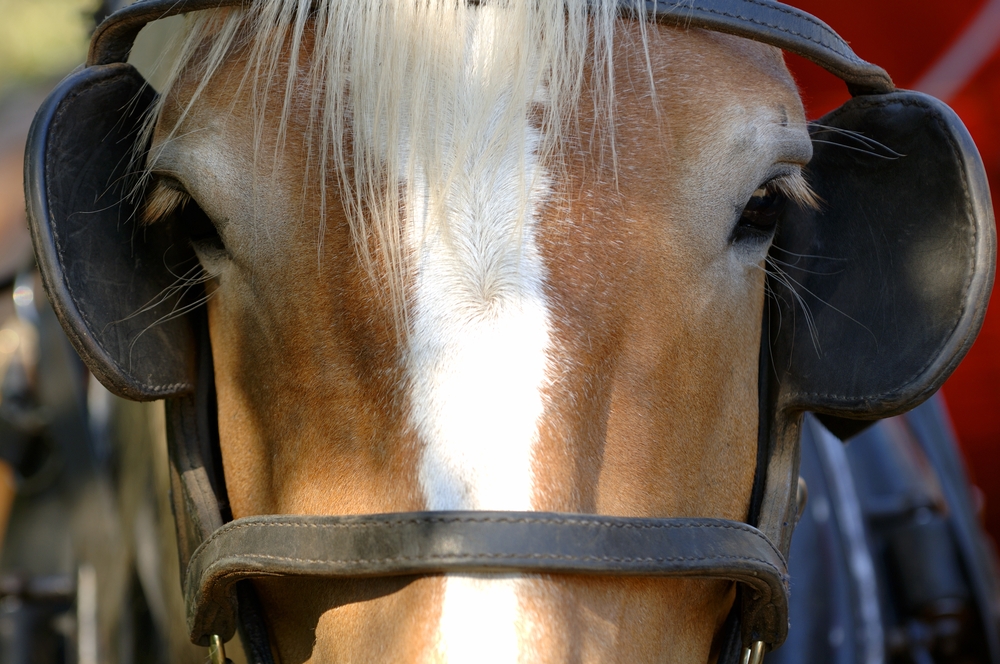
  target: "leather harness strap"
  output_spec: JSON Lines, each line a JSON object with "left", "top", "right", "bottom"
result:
{"left": 185, "top": 512, "right": 789, "bottom": 647}
{"left": 88, "top": 0, "right": 893, "bottom": 94}
{"left": 640, "top": 0, "right": 893, "bottom": 94}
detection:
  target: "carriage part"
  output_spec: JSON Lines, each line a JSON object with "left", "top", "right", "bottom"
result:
{"left": 848, "top": 403, "right": 997, "bottom": 663}
{"left": 887, "top": 515, "right": 972, "bottom": 619}
{"left": 21, "top": 0, "right": 996, "bottom": 661}
{"left": 905, "top": 397, "right": 1000, "bottom": 662}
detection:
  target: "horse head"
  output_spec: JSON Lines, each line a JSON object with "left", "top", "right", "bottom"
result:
{"left": 25, "top": 1, "right": 995, "bottom": 662}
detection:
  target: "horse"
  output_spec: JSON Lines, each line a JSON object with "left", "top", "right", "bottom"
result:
{"left": 23, "top": 0, "right": 995, "bottom": 662}
{"left": 142, "top": 4, "right": 813, "bottom": 660}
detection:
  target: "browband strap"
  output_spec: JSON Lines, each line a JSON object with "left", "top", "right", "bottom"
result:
{"left": 185, "top": 512, "right": 789, "bottom": 648}
{"left": 88, "top": 0, "right": 893, "bottom": 95}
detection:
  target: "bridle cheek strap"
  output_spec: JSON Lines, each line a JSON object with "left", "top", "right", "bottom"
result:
{"left": 184, "top": 512, "right": 789, "bottom": 649}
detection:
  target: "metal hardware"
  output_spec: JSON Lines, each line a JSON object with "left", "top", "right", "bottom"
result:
{"left": 209, "top": 634, "right": 231, "bottom": 664}
{"left": 741, "top": 640, "right": 765, "bottom": 664}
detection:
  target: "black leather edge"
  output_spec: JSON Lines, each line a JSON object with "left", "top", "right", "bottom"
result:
{"left": 748, "top": 314, "right": 772, "bottom": 529}
{"left": 183, "top": 512, "right": 789, "bottom": 648}
{"left": 24, "top": 63, "right": 197, "bottom": 401}
{"left": 755, "top": 416, "right": 803, "bottom": 556}
{"left": 757, "top": 278, "right": 805, "bottom": 562}
{"left": 88, "top": 0, "right": 892, "bottom": 95}
{"left": 813, "top": 414, "right": 876, "bottom": 441}
{"left": 715, "top": 590, "right": 747, "bottom": 664}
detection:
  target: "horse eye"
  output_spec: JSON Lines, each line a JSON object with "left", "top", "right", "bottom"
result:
{"left": 181, "top": 198, "right": 225, "bottom": 254}
{"left": 732, "top": 181, "right": 787, "bottom": 243}
{"left": 147, "top": 176, "right": 227, "bottom": 258}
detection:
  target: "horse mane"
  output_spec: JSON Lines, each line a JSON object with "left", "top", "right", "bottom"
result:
{"left": 140, "top": 0, "right": 653, "bottom": 327}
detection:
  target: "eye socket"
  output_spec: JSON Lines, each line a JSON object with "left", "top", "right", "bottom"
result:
{"left": 732, "top": 180, "right": 788, "bottom": 243}
{"left": 145, "top": 177, "right": 227, "bottom": 258}
{"left": 181, "top": 197, "right": 226, "bottom": 257}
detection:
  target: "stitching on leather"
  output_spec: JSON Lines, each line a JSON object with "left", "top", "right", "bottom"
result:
{"left": 191, "top": 544, "right": 788, "bottom": 637}
{"left": 192, "top": 551, "right": 787, "bottom": 642}
{"left": 203, "top": 551, "right": 787, "bottom": 576}
{"left": 709, "top": 0, "right": 842, "bottom": 39}
{"left": 191, "top": 550, "right": 788, "bottom": 639}
{"left": 192, "top": 552, "right": 787, "bottom": 627}
{"left": 194, "top": 516, "right": 786, "bottom": 563}
{"left": 45, "top": 68, "right": 192, "bottom": 396}
{"left": 788, "top": 96, "right": 977, "bottom": 405}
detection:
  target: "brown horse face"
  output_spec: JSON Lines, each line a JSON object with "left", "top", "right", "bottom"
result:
{"left": 146, "top": 15, "right": 811, "bottom": 664}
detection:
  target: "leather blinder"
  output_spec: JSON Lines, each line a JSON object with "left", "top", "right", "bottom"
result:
{"left": 25, "top": 63, "right": 198, "bottom": 400}
{"left": 769, "top": 91, "right": 996, "bottom": 424}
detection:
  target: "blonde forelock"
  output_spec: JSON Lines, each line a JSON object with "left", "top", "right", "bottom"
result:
{"left": 139, "top": 0, "right": 648, "bottom": 330}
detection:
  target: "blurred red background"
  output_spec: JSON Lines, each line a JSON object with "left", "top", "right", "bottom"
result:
{"left": 785, "top": 0, "right": 1000, "bottom": 537}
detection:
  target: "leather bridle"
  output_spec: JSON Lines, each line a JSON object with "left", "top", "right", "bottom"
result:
{"left": 24, "top": 1, "right": 996, "bottom": 663}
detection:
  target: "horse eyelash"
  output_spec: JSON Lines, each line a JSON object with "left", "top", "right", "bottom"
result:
{"left": 142, "top": 179, "right": 191, "bottom": 226}
{"left": 771, "top": 171, "right": 821, "bottom": 211}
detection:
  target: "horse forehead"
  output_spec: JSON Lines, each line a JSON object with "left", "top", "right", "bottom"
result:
{"left": 660, "top": 28, "right": 800, "bottom": 99}
{"left": 606, "top": 31, "right": 810, "bottom": 195}
{"left": 634, "top": 27, "right": 806, "bottom": 136}
{"left": 157, "top": 22, "right": 805, "bottom": 150}
{"left": 151, "top": 21, "right": 810, "bottom": 221}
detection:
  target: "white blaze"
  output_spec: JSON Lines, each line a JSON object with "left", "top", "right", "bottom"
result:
{"left": 403, "top": 8, "right": 552, "bottom": 662}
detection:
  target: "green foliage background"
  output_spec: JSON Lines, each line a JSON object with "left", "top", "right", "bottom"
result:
{"left": 0, "top": 0, "right": 100, "bottom": 92}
